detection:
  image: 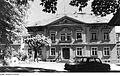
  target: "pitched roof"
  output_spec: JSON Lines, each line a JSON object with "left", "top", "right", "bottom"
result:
{"left": 109, "top": 8, "right": 120, "bottom": 26}
{"left": 27, "top": 13, "right": 111, "bottom": 27}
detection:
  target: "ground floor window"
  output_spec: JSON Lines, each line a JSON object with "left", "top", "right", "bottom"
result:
{"left": 76, "top": 47, "right": 82, "bottom": 56}
{"left": 103, "top": 47, "right": 110, "bottom": 56}
{"left": 91, "top": 47, "right": 97, "bottom": 56}
{"left": 50, "top": 47, "right": 56, "bottom": 56}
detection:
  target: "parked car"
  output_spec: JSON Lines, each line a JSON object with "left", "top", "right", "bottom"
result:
{"left": 64, "top": 57, "right": 110, "bottom": 72}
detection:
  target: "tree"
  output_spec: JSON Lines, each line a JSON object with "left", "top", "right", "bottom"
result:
{"left": 69, "top": 0, "right": 120, "bottom": 16}
{"left": 0, "top": 0, "right": 29, "bottom": 44}
{"left": 19, "top": 0, "right": 120, "bottom": 16}
{"left": 25, "top": 34, "right": 51, "bottom": 61}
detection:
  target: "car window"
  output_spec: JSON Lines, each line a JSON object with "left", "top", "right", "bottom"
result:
{"left": 89, "top": 58, "right": 95, "bottom": 62}
{"left": 82, "top": 58, "right": 87, "bottom": 62}
{"left": 76, "top": 58, "right": 83, "bottom": 63}
{"left": 95, "top": 58, "right": 101, "bottom": 63}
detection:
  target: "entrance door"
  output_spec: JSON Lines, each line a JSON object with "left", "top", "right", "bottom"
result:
{"left": 62, "top": 48, "right": 70, "bottom": 59}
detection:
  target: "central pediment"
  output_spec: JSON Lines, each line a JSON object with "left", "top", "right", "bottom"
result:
{"left": 47, "top": 16, "right": 86, "bottom": 26}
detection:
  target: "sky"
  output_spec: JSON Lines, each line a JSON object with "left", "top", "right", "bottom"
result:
{"left": 26, "top": 0, "right": 120, "bottom": 32}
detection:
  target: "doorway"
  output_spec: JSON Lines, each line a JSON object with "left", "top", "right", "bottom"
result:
{"left": 62, "top": 48, "right": 70, "bottom": 59}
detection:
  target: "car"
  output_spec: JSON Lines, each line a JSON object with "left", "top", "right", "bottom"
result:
{"left": 64, "top": 57, "right": 111, "bottom": 72}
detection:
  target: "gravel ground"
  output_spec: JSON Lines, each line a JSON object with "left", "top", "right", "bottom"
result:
{"left": 1, "top": 61, "right": 120, "bottom": 72}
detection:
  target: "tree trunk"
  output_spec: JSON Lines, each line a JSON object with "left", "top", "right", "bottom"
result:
{"left": 34, "top": 48, "right": 37, "bottom": 62}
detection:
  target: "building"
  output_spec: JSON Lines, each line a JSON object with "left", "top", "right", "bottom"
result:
{"left": 111, "top": 8, "right": 120, "bottom": 60}
{"left": 27, "top": 13, "right": 117, "bottom": 63}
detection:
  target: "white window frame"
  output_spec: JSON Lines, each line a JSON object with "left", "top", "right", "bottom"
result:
{"left": 91, "top": 33, "right": 97, "bottom": 40}
{"left": 50, "top": 32, "right": 56, "bottom": 41}
{"left": 50, "top": 47, "right": 56, "bottom": 56}
{"left": 60, "top": 32, "right": 72, "bottom": 41}
{"left": 117, "top": 48, "right": 120, "bottom": 56}
{"left": 103, "top": 47, "right": 110, "bottom": 56}
{"left": 103, "top": 33, "right": 109, "bottom": 40}
{"left": 76, "top": 31, "right": 82, "bottom": 40}
{"left": 91, "top": 47, "right": 98, "bottom": 56}
{"left": 60, "top": 33, "right": 66, "bottom": 41}
{"left": 76, "top": 47, "right": 83, "bottom": 56}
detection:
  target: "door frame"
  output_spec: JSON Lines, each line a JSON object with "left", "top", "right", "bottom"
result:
{"left": 61, "top": 47, "right": 70, "bottom": 60}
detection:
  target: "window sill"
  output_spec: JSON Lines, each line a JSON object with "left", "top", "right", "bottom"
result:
{"left": 91, "top": 55, "right": 98, "bottom": 57}
{"left": 59, "top": 40, "right": 72, "bottom": 43}
{"left": 52, "top": 41, "right": 56, "bottom": 43}
{"left": 102, "top": 40, "right": 110, "bottom": 42}
{"left": 90, "top": 39, "right": 98, "bottom": 42}
{"left": 76, "top": 39, "right": 83, "bottom": 42}
{"left": 103, "top": 55, "right": 110, "bottom": 57}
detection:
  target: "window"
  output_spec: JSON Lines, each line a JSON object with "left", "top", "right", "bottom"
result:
{"left": 76, "top": 47, "right": 82, "bottom": 56}
{"left": 91, "top": 33, "right": 97, "bottom": 40}
{"left": 61, "top": 33, "right": 66, "bottom": 41}
{"left": 60, "top": 32, "right": 71, "bottom": 41}
{"left": 91, "top": 47, "right": 97, "bottom": 56}
{"left": 117, "top": 48, "right": 120, "bottom": 56}
{"left": 50, "top": 33, "right": 56, "bottom": 41}
{"left": 104, "top": 33, "right": 109, "bottom": 40}
{"left": 50, "top": 47, "right": 56, "bottom": 56}
{"left": 67, "top": 33, "right": 71, "bottom": 41}
{"left": 76, "top": 32, "right": 82, "bottom": 40}
{"left": 116, "top": 34, "right": 120, "bottom": 42}
{"left": 103, "top": 47, "right": 110, "bottom": 56}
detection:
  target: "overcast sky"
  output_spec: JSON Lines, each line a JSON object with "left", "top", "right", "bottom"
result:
{"left": 26, "top": 0, "right": 120, "bottom": 32}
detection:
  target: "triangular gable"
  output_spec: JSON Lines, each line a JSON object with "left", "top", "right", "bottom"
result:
{"left": 46, "top": 16, "right": 86, "bottom": 26}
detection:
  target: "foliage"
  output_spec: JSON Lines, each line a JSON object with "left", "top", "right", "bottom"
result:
{"left": 25, "top": 34, "right": 51, "bottom": 60}
{"left": 40, "top": 0, "right": 57, "bottom": 13}
{"left": 25, "top": 34, "right": 51, "bottom": 49}
{"left": 11, "top": 0, "right": 120, "bottom": 16}
{"left": 69, "top": 0, "right": 120, "bottom": 16}
{"left": 0, "top": 0, "right": 29, "bottom": 44}
{"left": 69, "top": 0, "right": 89, "bottom": 11}
{"left": 91, "top": 0, "right": 120, "bottom": 16}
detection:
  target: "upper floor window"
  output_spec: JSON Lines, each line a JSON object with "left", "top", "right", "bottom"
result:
{"left": 67, "top": 33, "right": 71, "bottom": 41}
{"left": 91, "top": 47, "right": 98, "bottom": 56}
{"left": 50, "top": 32, "right": 56, "bottom": 41}
{"left": 117, "top": 48, "right": 120, "bottom": 56}
{"left": 76, "top": 47, "right": 82, "bottom": 56}
{"left": 61, "top": 33, "right": 66, "bottom": 41}
{"left": 116, "top": 33, "right": 120, "bottom": 42}
{"left": 50, "top": 47, "right": 56, "bottom": 56}
{"left": 103, "top": 33, "right": 109, "bottom": 40}
{"left": 76, "top": 32, "right": 82, "bottom": 40}
{"left": 60, "top": 32, "right": 71, "bottom": 41}
{"left": 103, "top": 47, "right": 110, "bottom": 56}
{"left": 91, "top": 33, "right": 97, "bottom": 40}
